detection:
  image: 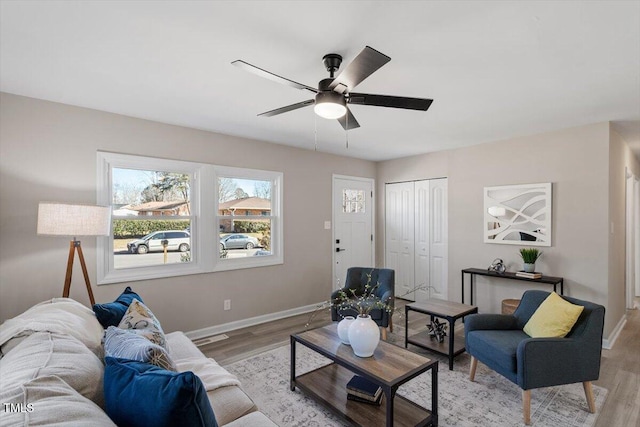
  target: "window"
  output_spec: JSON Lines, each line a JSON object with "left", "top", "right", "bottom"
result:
{"left": 97, "top": 152, "right": 283, "bottom": 284}
{"left": 215, "top": 166, "right": 283, "bottom": 270}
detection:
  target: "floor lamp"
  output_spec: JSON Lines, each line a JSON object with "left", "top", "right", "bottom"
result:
{"left": 37, "top": 203, "right": 111, "bottom": 306}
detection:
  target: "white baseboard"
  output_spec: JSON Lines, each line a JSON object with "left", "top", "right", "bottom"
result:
{"left": 602, "top": 314, "right": 627, "bottom": 349}
{"left": 185, "top": 301, "right": 326, "bottom": 341}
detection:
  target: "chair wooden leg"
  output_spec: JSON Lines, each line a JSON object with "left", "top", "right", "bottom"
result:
{"left": 389, "top": 315, "right": 393, "bottom": 333}
{"left": 381, "top": 327, "right": 387, "bottom": 341}
{"left": 522, "top": 389, "right": 531, "bottom": 425}
{"left": 469, "top": 356, "right": 478, "bottom": 381}
{"left": 583, "top": 381, "right": 596, "bottom": 413}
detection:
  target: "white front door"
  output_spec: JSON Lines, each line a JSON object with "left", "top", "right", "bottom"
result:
{"left": 333, "top": 176, "right": 374, "bottom": 290}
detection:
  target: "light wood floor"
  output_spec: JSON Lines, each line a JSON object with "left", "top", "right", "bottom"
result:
{"left": 200, "top": 299, "right": 640, "bottom": 427}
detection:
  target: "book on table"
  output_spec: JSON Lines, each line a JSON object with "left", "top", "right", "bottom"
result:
{"left": 347, "top": 392, "right": 383, "bottom": 406}
{"left": 515, "top": 271, "right": 542, "bottom": 279}
{"left": 346, "top": 375, "right": 382, "bottom": 402}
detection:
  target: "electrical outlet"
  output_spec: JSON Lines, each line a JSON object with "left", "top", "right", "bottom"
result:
{"left": 224, "top": 299, "right": 231, "bottom": 311}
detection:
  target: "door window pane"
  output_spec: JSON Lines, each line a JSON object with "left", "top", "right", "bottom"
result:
{"left": 342, "top": 189, "right": 365, "bottom": 213}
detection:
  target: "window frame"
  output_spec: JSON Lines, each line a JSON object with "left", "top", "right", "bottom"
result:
{"left": 213, "top": 165, "right": 283, "bottom": 272}
{"left": 96, "top": 152, "right": 284, "bottom": 284}
{"left": 97, "top": 152, "right": 203, "bottom": 284}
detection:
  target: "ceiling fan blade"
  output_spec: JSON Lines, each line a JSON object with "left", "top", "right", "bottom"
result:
{"left": 329, "top": 46, "right": 391, "bottom": 92}
{"left": 348, "top": 93, "right": 433, "bottom": 111}
{"left": 258, "top": 99, "right": 315, "bottom": 117}
{"left": 232, "top": 60, "right": 318, "bottom": 94}
{"left": 337, "top": 107, "right": 360, "bottom": 130}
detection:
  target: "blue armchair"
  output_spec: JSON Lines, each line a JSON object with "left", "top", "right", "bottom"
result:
{"left": 330, "top": 267, "right": 395, "bottom": 340}
{"left": 464, "top": 290, "right": 605, "bottom": 425}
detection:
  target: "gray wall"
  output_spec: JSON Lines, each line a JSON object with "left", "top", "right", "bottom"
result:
{"left": 2, "top": 92, "right": 639, "bottom": 342}
{"left": 0, "top": 93, "right": 376, "bottom": 332}
{"left": 376, "top": 122, "right": 640, "bottom": 340}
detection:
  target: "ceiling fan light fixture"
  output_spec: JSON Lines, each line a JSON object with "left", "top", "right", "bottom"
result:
{"left": 314, "top": 91, "right": 347, "bottom": 119}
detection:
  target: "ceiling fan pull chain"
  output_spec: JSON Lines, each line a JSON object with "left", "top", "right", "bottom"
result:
{"left": 345, "top": 112, "right": 349, "bottom": 149}
{"left": 314, "top": 114, "right": 318, "bottom": 151}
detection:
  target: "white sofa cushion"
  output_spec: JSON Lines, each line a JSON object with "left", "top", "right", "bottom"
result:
{"left": 166, "top": 332, "right": 258, "bottom": 425}
{"left": 0, "top": 331, "right": 105, "bottom": 408}
{"left": 0, "top": 375, "right": 116, "bottom": 426}
{"left": 0, "top": 298, "right": 104, "bottom": 357}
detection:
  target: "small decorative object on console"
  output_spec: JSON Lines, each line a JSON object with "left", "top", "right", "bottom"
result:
{"left": 487, "top": 258, "right": 506, "bottom": 274}
{"left": 428, "top": 318, "right": 447, "bottom": 343}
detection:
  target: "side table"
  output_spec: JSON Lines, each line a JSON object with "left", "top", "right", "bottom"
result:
{"left": 405, "top": 299, "right": 478, "bottom": 370}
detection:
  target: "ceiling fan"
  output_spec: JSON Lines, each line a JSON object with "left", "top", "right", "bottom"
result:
{"left": 232, "top": 46, "right": 433, "bottom": 130}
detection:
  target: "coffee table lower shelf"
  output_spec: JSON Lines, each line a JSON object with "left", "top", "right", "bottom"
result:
{"left": 293, "top": 363, "right": 434, "bottom": 427}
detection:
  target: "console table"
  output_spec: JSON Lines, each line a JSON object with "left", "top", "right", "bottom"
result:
{"left": 461, "top": 268, "right": 564, "bottom": 305}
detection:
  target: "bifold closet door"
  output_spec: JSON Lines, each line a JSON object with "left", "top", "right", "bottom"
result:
{"left": 427, "top": 178, "right": 448, "bottom": 302}
{"left": 386, "top": 178, "right": 448, "bottom": 303}
{"left": 413, "top": 180, "right": 430, "bottom": 302}
{"left": 385, "top": 182, "right": 415, "bottom": 300}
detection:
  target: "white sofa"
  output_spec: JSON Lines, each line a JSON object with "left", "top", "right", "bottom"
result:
{"left": 0, "top": 298, "right": 276, "bottom": 426}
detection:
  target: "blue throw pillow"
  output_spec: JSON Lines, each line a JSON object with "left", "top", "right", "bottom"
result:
{"left": 92, "top": 286, "right": 142, "bottom": 328}
{"left": 104, "top": 357, "right": 217, "bottom": 427}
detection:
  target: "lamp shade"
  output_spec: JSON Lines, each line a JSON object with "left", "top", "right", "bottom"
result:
{"left": 37, "top": 203, "right": 111, "bottom": 236}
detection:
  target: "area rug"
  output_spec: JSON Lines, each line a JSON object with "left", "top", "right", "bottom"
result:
{"left": 224, "top": 342, "right": 607, "bottom": 427}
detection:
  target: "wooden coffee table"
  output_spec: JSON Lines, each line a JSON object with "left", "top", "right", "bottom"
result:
{"left": 404, "top": 299, "right": 478, "bottom": 370}
{"left": 291, "top": 324, "right": 438, "bottom": 427}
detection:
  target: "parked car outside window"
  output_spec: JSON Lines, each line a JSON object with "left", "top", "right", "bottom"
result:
{"left": 127, "top": 230, "right": 191, "bottom": 254}
{"left": 219, "top": 234, "right": 259, "bottom": 250}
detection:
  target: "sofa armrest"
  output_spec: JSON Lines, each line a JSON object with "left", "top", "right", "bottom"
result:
{"left": 464, "top": 314, "right": 517, "bottom": 332}
{"left": 517, "top": 337, "right": 601, "bottom": 389}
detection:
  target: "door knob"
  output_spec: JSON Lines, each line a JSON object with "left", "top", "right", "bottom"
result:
{"left": 336, "top": 248, "right": 346, "bottom": 252}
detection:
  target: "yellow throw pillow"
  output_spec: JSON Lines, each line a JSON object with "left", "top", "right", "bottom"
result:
{"left": 523, "top": 292, "right": 584, "bottom": 338}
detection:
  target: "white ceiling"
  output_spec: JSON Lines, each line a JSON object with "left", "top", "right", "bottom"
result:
{"left": 1, "top": 1, "right": 639, "bottom": 161}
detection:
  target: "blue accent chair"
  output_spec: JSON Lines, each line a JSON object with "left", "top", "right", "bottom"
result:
{"left": 464, "top": 290, "right": 605, "bottom": 425}
{"left": 330, "top": 267, "right": 395, "bottom": 340}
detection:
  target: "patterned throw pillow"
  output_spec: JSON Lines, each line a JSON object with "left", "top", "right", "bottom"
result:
{"left": 117, "top": 299, "right": 167, "bottom": 348}
{"left": 104, "top": 326, "right": 176, "bottom": 371}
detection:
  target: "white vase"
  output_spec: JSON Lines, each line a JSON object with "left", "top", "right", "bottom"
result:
{"left": 337, "top": 316, "right": 355, "bottom": 345}
{"left": 348, "top": 315, "right": 380, "bottom": 357}
{"left": 524, "top": 263, "right": 535, "bottom": 273}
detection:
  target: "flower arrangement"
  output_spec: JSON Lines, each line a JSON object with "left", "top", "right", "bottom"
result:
{"left": 304, "top": 269, "right": 428, "bottom": 329}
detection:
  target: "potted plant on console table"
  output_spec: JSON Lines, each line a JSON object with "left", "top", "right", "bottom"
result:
{"left": 519, "top": 248, "right": 542, "bottom": 273}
